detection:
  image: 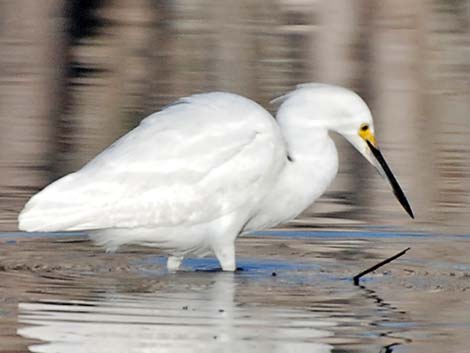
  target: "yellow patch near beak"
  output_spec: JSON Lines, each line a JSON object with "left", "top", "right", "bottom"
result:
{"left": 359, "top": 124, "right": 377, "bottom": 147}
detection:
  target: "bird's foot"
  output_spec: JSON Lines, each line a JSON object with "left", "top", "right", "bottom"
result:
{"left": 213, "top": 242, "right": 236, "bottom": 272}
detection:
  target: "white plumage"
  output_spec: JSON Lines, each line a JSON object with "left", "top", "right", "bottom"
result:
{"left": 18, "top": 84, "right": 413, "bottom": 271}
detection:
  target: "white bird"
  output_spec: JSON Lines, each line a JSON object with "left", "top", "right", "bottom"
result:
{"left": 18, "top": 83, "right": 413, "bottom": 271}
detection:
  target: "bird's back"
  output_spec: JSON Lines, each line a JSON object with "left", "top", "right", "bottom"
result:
{"left": 18, "top": 92, "right": 285, "bottom": 234}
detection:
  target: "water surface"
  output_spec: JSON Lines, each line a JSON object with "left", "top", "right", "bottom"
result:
{"left": 1, "top": 231, "right": 469, "bottom": 353}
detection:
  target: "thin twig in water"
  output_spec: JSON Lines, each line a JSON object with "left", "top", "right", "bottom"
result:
{"left": 353, "top": 247, "right": 410, "bottom": 285}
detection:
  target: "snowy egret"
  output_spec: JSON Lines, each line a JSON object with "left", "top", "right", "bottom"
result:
{"left": 18, "top": 83, "right": 413, "bottom": 271}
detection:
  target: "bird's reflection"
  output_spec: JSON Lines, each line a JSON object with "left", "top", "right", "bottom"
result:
{"left": 18, "top": 272, "right": 334, "bottom": 353}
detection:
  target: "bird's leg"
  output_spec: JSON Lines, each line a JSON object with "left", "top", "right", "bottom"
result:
{"left": 212, "top": 241, "right": 236, "bottom": 271}
{"left": 167, "top": 255, "right": 183, "bottom": 272}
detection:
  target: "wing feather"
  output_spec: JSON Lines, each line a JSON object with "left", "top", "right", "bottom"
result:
{"left": 19, "top": 93, "right": 282, "bottom": 232}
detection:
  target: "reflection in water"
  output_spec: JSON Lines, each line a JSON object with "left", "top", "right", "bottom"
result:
{"left": 13, "top": 251, "right": 417, "bottom": 353}
{"left": 3, "top": 232, "right": 470, "bottom": 352}
{"left": 18, "top": 273, "right": 334, "bottom": 353}
{"left": 357, "top": 285, "right": 412, "bottom": 352}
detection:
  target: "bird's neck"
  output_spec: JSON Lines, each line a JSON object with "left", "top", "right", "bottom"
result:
{"left": 282, "top": 125, "right": 338, "bottom": 201}
{"left": 282, "top": 125, "right": 332, "bottom": 162}
{"left": 245, "top": 124, "right": 339, "bottom": 231}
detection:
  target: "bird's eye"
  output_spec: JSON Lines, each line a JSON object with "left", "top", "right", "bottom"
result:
{"left": 360, "top": 124, "right": 369, "bottom": 131}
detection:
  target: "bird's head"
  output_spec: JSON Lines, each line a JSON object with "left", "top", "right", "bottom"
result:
{"left": 273, "top": 83, "right": 414, "bottom": 219}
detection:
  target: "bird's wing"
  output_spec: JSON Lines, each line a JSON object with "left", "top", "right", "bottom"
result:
{"left": 19, "top": 93, "right": 283, "bottom": 232}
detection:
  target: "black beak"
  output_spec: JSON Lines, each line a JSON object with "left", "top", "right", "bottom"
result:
{"left": 366, "top": 140, "right": 414, "bottom": 219}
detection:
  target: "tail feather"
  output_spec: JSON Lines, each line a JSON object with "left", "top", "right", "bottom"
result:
{"left": 18, "top": 205, "right": 97, "bottom": 232}
{"left": 18, "top": 172, "right": 101, "bottom": 232}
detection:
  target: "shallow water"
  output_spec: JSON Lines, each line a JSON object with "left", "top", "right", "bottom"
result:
{"left": 1, "top": 231, "right": 469, "bottom": 353}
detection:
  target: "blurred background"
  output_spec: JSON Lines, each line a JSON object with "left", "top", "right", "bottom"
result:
{"left": 0, "top": 0, "right": 468, "bottom": 234}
